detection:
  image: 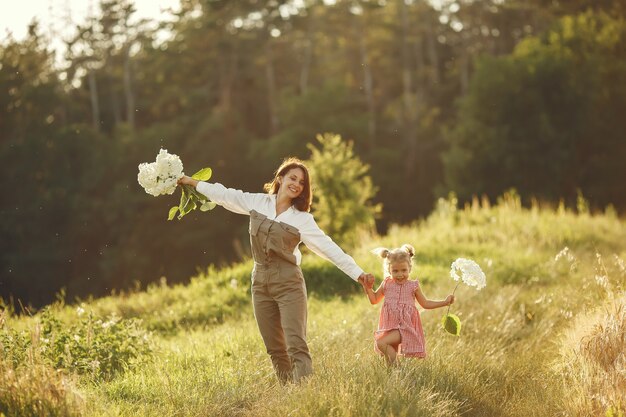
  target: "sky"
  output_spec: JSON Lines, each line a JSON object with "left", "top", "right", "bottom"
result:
{"left": 0, "top": 0, "right": 181, "bottom": 41}
{"left": 1, "top": 1, "right": 453, "bottom": 42}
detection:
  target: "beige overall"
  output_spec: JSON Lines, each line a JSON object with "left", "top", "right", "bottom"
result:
{"left": 249, "top": 210, "right": 312, "bottom": 383}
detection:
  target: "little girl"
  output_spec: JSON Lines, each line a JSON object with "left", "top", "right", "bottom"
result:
{"left": 361, "top": 244, "right": 455, "bottom": 365}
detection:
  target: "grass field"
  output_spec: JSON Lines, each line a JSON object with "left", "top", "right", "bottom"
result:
{"left": 2, "top": 193, "right": 625, "bottom": 416}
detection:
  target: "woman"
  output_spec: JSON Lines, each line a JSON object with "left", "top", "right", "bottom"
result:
{"left": 178, "top": 157, "right": 373, "bottom": 383}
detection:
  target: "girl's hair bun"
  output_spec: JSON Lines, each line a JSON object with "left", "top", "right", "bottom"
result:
{"left": 371, "top": 247, "right": 390, "bottom": 259}
{"left": 401, "top": 244, "right": 415, "bottom": 258}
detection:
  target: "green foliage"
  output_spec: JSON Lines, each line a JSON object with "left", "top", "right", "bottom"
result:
{"left": 301, "top": 256, "right": 362, "bottom": 298}
{"left": 3, "top": 0, "right": 626, "bottom": 315}
{"left": 607, "top": 405, "right": 625, "bottom": 417}
{"left": 87, "top": 262, "right": 255, "bottom": 334}
{"left": 249, "top": 83, "right": 371, "bottom": 163}
{"left": 0, "top": 308, "right": 151, "bottom": 380}
{"left": 306, "top": 133, "right": 381, "bottom": 248}
{"left": 169, "top": 167, "right": 216, "bottom": 220}
{"left": 443, "top": 11, "right": 626, "bottom": 209}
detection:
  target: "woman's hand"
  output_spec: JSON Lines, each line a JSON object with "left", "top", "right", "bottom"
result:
{"left": 177, "top": 175, "right": 198, "bottom": 187}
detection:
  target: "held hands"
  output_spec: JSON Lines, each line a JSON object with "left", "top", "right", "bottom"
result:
{"left": 357, "top": 273, "right": 375, "bottom": 290}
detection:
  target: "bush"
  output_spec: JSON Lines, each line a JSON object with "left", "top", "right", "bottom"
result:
{"left": 306, "top": 133, "right": 381, "bottom": 248}
{"left": 0, "top": 307, "right": 151, "bottom": 380}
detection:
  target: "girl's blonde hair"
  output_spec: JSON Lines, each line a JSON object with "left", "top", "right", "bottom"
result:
{"left": 371, "top": 244, "right": 415, "bottom": 276}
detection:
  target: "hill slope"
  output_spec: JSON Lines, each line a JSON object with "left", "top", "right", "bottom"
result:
{"left": 2, "top": 194, "right": 625, "bottom": 416}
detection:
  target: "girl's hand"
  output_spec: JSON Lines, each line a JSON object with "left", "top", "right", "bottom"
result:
{"left": 446, "top": 294, "right": 455, "bottom": 306}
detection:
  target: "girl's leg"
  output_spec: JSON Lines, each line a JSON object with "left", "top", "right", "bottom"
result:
{"left": 376, "top": 330, "right": 402, "bottom": 365}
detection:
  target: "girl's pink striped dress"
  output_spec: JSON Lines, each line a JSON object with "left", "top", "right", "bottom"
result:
{"left": 374, "top": 277, "right": 426, "bottom": 358}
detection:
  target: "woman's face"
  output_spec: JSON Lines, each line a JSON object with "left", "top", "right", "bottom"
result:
{"left": 279, "top": 168, "right": 306, "bottom": 200}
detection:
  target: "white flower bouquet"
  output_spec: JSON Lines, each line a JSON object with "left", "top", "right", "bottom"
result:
{"left": 442, "top": 258, "right": 487, "bottom": 336}
{"left": 137, "top": 148, "right": 216, "bottom": 220}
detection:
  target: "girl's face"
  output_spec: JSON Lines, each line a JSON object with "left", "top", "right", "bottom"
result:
{"left": 279, "top": 168, "right": 305, "bottom": 200}
{"left": 389, "top": 261, "right": 411, "bottom": 282}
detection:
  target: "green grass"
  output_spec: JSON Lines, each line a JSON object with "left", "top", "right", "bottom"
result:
{"left": 2, "top": 194, "right": 625, "bottom": 416}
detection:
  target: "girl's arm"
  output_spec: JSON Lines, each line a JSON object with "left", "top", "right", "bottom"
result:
{"left": 414, "top": 284, "right": 454, "bottom": 310}
{"left": 362, "top": 281, "right": 384, "bottom": 305}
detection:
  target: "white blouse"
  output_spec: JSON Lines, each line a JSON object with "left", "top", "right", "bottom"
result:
{"left": 196, "top": 181, "right": 364, "bottom": 281}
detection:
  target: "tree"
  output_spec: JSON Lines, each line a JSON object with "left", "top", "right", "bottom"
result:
{"left": 443, "top": 11, "right": 626, "bottom": 209}
{"left": 64, "top": 0, "right": 148, "bottom": 132}
{"left": 306, "top": 133, "right": 381, "bottom": 247}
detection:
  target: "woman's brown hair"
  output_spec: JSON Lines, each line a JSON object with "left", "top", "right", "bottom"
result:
{"left": 263, "top": 157, "right": 313, "bottom": 212}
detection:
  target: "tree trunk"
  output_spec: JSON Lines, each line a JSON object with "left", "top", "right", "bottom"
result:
{"left": 459, "top": 40, "right": 470, "bottom": 95}
{"left": 300, "top": 38, "right": 312, "bottom": 95}
{"left": 218, "top": 55, "right": 232, "bottom": 113}
{"left": 110, "top": 81, "right": 122, "bottom": 127}
{"left": 265, "top": 39, "right": 279, "bottom": 136}
{"left": 400, "top": 0, "right": 417, "bottom": 179}
{"left": 415, "top": 35, "right": 425, "bottom": 91}
{"left": 123, "top": 44, "right": 135, "bottom": 129}
{"left": 88, "top": 70, "right": 100, "bottom": 133}
{"left": 299, "top": 8, "right": 315, "bottom": 95}
{"left": 425, "top": 19, "right": 440, "bottom": 85}
{"left": 414, "top": 34, "right": 428, "bottom": 185}
{"left": 358, "top": 9, "right": 376, "bottom": 150}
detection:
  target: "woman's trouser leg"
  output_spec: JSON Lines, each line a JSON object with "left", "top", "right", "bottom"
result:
{"left": 252, "top": 282, "right": 293, "bottom": 383}
{"left": 275, "top": 282, "right": 312, "bottom": 382}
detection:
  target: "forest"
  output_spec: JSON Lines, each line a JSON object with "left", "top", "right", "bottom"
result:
{"left": 1, "top": 0, "right": 625, "bottom": 307}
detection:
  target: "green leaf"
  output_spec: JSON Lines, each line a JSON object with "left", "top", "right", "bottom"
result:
{"left": 188, "top": 187, "right": 208, "bottom": 202}
{"left": 179, "top": 187, "right": 191, "bottom": 212}
{"left": 441, "top": 313, "right": 462, "bottom": 336}
{"left": 168, "top": 180, "right": 216, "bottom": 221}
{"left": 167, "top": 206, "right": 179, "bottom": 221}
{"left": 179, "top": 195, "right": 196, "bottom": 218}
{"left": 191, "top": 167, "right": 212, "bottom": 181}
{"left": 200, "top": 201, "right": 217, "bottom": 212}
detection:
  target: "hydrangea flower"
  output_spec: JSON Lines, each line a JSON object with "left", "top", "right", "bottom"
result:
{"left": 442, "top": 258, "right": 487, "bottom": 336}
{"left": 137, "top": 148, "right": 184, "bottom": 196}
{"left": 138, "top": 149, "right": 216, "bottom": 220}
{"left": 450, "top": 258, "right": 487, "bottom": 290}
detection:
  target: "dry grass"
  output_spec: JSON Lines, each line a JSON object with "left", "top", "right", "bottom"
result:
{"left": 3, "top": 195, "right": 625, "bottom": 416}
{"left": 0, "top": 319, "right": 85, "bottom": 417}
{"left": 558, "top": 263, "right": 625, "bottom": 417}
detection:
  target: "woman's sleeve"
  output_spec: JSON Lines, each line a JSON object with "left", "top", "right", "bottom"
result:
{"left": 299, "top": 213, "right": 364, "bottom": 281}
{"left": 196, "top": 182, "right": 265, "bottom": 215}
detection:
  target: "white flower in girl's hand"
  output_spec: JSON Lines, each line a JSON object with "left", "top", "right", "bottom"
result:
{"left": 442, "top": 258, "right": 486, "bottom": 336}
{"left": 450, "top": 258, "right": 487, "bottom": 290}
